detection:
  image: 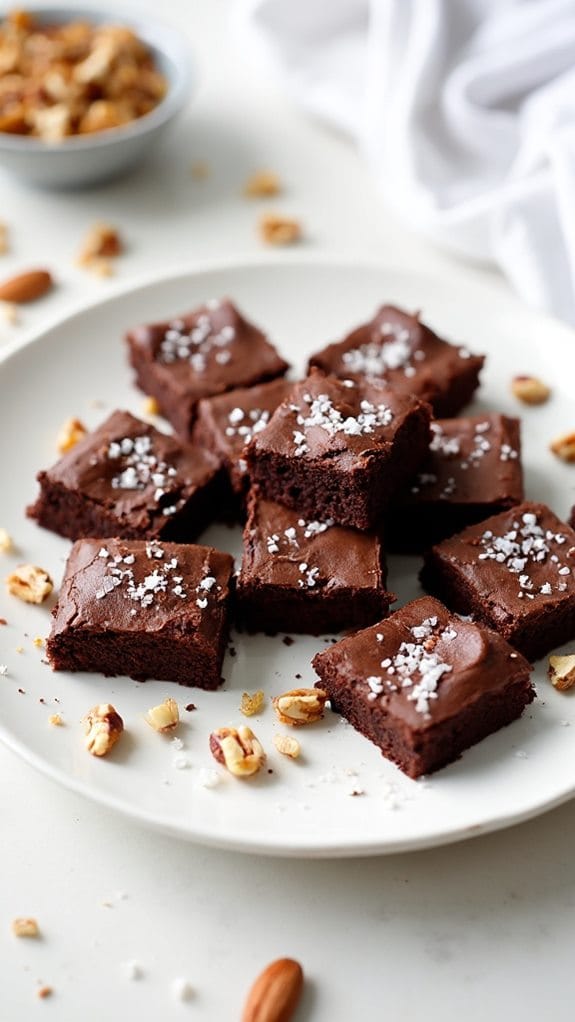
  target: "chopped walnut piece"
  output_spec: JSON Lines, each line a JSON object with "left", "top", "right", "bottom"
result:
{"left": 77, "top": 222, "right": 123, "bottom": 272}
{"left": 6, "top": 564, "right": 53, "bottom": 604}
{"left": 0, "top": 527, "right": 13, "bottom": 554}
{"left": 272, "top": 688, "right": 327, "bottom": 726}
{"left": 240, "top": 690, "right": 265, "bottom": 717}
{"left": 511, "top": 375, "right": 551, "bottom": 405}
{"left": 56, "top": 417, "right": 87, "bottom": 454}
{"left": 273, "top": 733, "right": 301, "bottom": 759}
{"left": 550, "top": 433, "right": 575, "bottom": 463}
{"left": 48, "top": 713, "right": 63, "bottom": 726}
{"left": 37, "top": 987, "right": 53, "bottom": 1000}
{"left": 82, "top": 703, "right": 124, "bottom": 757}
{"left": 209, "top": 726, "right": 266, "bottom": 777}
{"left": 259, "top": 213, "right": 302, "bottom": 246}
{"left": 12, "top": 917, "right": 39, "bottom": 938}
{"left": 244, "top": 170, "right": 281, "bottom": 198}
{"left": 548, "top": 654, "right": 575, "bottom": 691}
{"left": 145, "top": 697, "right": 179, "bottom": 733}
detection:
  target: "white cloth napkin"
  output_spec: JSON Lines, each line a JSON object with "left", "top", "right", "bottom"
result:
{"left": 236, "top": 0, "right": 575, "bottom": 324}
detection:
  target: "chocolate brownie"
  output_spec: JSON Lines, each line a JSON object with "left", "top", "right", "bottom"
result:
{"left": 308, "top": 305, "right": 484, "bottom": 417}
{"left": 313, "top": 596, "right": 534, "bottom": 778}
{"left": 236, "top": 490, "right": 392, "bottom": 634}
{"left": 246, "top": 370, "right": 432, "bottom": 530}
{"left": 27, "top": 410, "right": 222, "bottom": 543}
{"left": 421, "top": 502, "right": 575, "bottom": 661}
{"left": 47, "top": 537, "right": 234, "bottom": 687}
{"left": 193, "top": 378, "right": 294, "bottom": 517}
{"left": 126, "top": 298, "right": 289, "bottom": 438}
{"left": 386, "top": 413, "right": 524, "bottom": 551}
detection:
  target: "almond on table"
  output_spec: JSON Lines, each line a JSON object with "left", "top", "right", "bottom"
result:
{"left": 259, "top": 213, "right": 302, "bottom": 246}
{"left": 0, "top": 269, "right": 53, "bottom": 303}
{"left": 241, "top": 958, "right": 303, "bottom": 1022}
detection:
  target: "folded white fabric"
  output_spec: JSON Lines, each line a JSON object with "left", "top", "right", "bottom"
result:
{"left": 236, "top": 0, "right": 575, "bottom": 323}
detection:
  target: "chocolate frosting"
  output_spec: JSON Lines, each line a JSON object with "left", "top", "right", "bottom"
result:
{"left": 49, "top": 537, "right": 233, "bottom": 644}
{"left": 428, "top": 501, "right": 575, "bottom": 621}
{"left": 248, "top": 369, "right": 429, "bottom": 466}
{"left": 194, "top": 378, "right": 294, "bottom": 491}
{"left": 127, "top": 298, "right": 289, "bottom": 401}
{"left": 402, "top": 413, "right": 523, "bottom": 506}
{"left": 308, "top": 304, "right": 484, "bottom": 401}
{"left": 239, "top": 493, "right": 388, "bottom": 593}
{"left": 314, "top": 595, "right": 531, "bottom": 731}
{"left": 44, "top": 409, "right": 219, "bottom": 527}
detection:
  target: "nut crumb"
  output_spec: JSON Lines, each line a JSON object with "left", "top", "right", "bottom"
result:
{"left": 143, "top": 395, "right": 160, "bottom": 416}
{"left": 145, "top": 696, "right": 179, "bottom": 733}
{"left": 6, "top": 564, "right": 53, "bottom": 604}
{"left": 82, "top": 703, "right": 124, "bottom": 756}
{"left": 191, "top": 160, "right": 210, "bottom": 180}
{"left": 209, "top": 726, "right": 266, "bottom": 777}
{"left": 511, "top": 375, "right": 551, "bottom": 405}
{"left": 548, "top": 654, "right": 575, "bottom": 691}
{"left": 172, "top": 977, "right": 194, "bottom": 1002}
{"left": 77, "top": 222, "right": 123, "bottom": 269}
{"left": 12, "top": 917, "right": 39, "bottom": 938}
{"left": 240, "top": 689, "right": 265, "bottom": 717}
{"left": 550, "top": 432, "right": 575, "bottom": 463}
{"left": 0, "top": 300, "right": 18, "bottom": 324}
{"left": 244, "top": 170, "right": 281, "bottom": 198}
{"left": 37, "top": 986, "right": 53, "bottom": 1000}
{"left": 48, "top": 714, "right": 63, "bottom": 726}
{"left": 0, "top": 527, "right": 14, "bottom": 554}
{"left": 33, "top": 636, "right": 44, "bottom": 648}
{"left": 57, "top": 416, "right": 87, "bottom": 454}
{"left": 273, "top": 733, "right": 301, "bottom": 759}
{"left": 272, "top": 688, "right": 327, "bottom": 726}
{"left": 259, "top": 212, "right": 302, "bottom": 246}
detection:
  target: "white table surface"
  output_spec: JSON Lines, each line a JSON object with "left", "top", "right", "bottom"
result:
{"left": 2, "top": 2, "right": 575, "bottom": 1019}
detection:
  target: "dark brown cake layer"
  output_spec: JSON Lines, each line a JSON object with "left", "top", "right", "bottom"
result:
{"left": 27, "top": 409, "right": 223, "bottom": 542}
{"left": 421, "top": 502, "right": 575, "bottom": 661}
{"left": 386, "top": 413, "right": 524, "bottom": 551}
{"left": 308, "top": 305, "right": 484, "bottom": 416}
{"left": 126, "top": 299, "right": 289, "bottom": 438}
{"left": 47, "top": 537, "right": 234, "bottom": 687}
{"left": 236, "top": 490, "right": 392, "bottom": 634}
{"left": 246, "top": 370, "right": 432, "bottom": 530}
{"left": 313, "top": 596, "right": 534, "bottom": 778}
{"left": 193, "top": 377, "right": 294, "bottom": 517}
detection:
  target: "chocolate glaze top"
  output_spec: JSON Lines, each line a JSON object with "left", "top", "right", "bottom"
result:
{"left": 429, "top": 501, "right": 575, "bottom": 620}
{"left": 404, "top": 413, "right": 523, "bottom": 505}
{"left": 42, "top": 410, "right": 220, "bottom": 528}
{"left": 308, "top": 305, "right": 484, "bottom": 401}
{"left": 313, "top": 596, "right": 532, "bottom": 731}
{"left": 127, "top": 298, "right": 289, "bottom": 402}
{"left": 194, "top": 378, "right": 294, "bottom": 492}
{"left": 49, "top": 537, "right": 234, "bottom": 642}
{"left": 239, "top": 492, "right": 389, "bottom": 593}
{"left": 247, "top": 369, "right": 430, "bottom": 467}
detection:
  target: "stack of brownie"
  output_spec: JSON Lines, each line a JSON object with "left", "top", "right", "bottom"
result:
{"left": 28, "top": 296, "right": 575, "bottom": 777}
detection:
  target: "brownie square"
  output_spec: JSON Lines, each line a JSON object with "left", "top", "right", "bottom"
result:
{"left": 126, "top": 298, "right": 289, "bottom": 438}
{"left": 308, "top": 305, "right": 484, "bottom": 417}
{"left": 313, "top": 596, "right": 534, "bottom": 778}
{"left": 193, "top": 377, "right": 294, "bottom": 517}
{"left": 27, "top": 410, "right": 222, "bottom": 543}
{"left": 386, "top": 413, "right": 524, "bottom": 552}
{"left": 246, "top": 370, "right": 432, "bottom": 531}
{"left": 236, "top": 490, "right": 392, "bottom": 634}
{"left": 421, "top": 502, "right": 575, "bottom": 661}
{"left": 47, "top": 538, "right": 234, "bottom": 687}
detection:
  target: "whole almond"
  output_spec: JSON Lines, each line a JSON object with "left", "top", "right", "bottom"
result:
{"left": 242, "top": 958, "right": 303, "bottom": 1022}
{"left": 0, "top": 269, "right": 53, "bottom": 303}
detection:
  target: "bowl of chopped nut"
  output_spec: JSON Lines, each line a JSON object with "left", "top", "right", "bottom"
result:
{"left": 0, "top": 6, "right": 193, "bottom": 187}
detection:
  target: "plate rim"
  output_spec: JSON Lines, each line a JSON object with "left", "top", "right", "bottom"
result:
{"left": 2, "top": 252, "right": 575, "bottom": 858}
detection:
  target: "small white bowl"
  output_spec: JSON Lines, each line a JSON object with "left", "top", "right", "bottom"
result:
{"left": 0, "top": 6, "right": 194, "bottom": 188}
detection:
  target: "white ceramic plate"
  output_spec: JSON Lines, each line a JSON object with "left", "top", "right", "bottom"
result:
{"left": 1, "top": 256, "right": 575, "bottom": 858}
